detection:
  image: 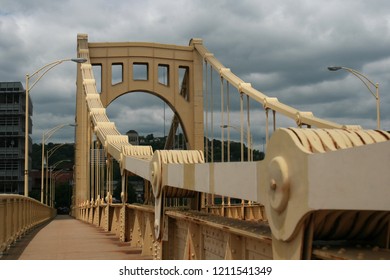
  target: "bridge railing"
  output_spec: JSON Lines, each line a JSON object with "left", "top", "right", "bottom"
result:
{"left": 0, "top": 194, "right": 56, "bottom": 255}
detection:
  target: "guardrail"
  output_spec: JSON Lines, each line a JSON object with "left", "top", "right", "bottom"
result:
{"left": 76, "top": 201, "right": 269, "bottom": 259}
{"left": 0, "top": 194, "right": 56, "bottom": 255}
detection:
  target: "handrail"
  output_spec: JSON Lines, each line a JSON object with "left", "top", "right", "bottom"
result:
{"left": 0, "top": 194, "right": 56, "bottom": 254}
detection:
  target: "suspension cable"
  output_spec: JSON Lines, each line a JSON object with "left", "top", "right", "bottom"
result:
{"left": 220, "top": 78, "right": 225, "bottom": 206}
{"left": 247, "top": 95, "right": 251, "bottom": 161}
{"left": 240, "top": 91, "right": 244, "bottom": 162}
{"left": 210, "top": 65, "right": 214, "bottom": 163}
{"left": 226, "top": 81, "right": 231, "bottom": 162}
{"left": 204, "top": 60, "right": 209, "bottom": 162}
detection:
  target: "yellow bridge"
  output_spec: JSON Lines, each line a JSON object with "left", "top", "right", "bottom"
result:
{"left": 1, "top": 34, "right": 390, "bottom": 260}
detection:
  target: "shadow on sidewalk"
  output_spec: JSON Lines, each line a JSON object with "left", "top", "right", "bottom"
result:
{"left": 1, "top": 215, "right": 71, "bottom": 260}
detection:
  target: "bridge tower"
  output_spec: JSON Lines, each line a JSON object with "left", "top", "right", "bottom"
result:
{"left": 74, "top": 34, "right": 204, "bottom": 214}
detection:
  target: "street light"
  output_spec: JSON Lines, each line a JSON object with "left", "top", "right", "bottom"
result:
{"left": 40, "top": 123, "right": 75, "bottom": 203}
{"left": 328, "top": 66, "right": 380, "bottom": 129}
{"left": 24, "top": 57, "right": 87, "bottom": 197}
{"left": 45, "top": 144, "right": 67, "bottom": 204}
{"left": 48, "top": 160, "right": 71, "bottom": 206}
{"left": 50, "top": 169, "right": 67, "bottom": 208}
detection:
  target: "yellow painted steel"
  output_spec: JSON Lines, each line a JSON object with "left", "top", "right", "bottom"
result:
{"left": 72, "top": 34, "right": 390, "bottom": 260}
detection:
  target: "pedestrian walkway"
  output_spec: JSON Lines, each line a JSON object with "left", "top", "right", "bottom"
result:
{"left": 2, "top": 215, "right": 151, "bottom": 260}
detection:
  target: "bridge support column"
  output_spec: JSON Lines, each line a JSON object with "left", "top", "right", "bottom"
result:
{"left": 183, "top": 222, "right": 202, "bottom": 260}
{"left": 141, "top": 213, "right": 155, "bottom": 257}
{"left": 119, "top": 205, "right": 126, "bottom": 242}
{"left": 74, "top": 34, "right": 90, "bottom": 218}
{"left": 104, "top": 204, "right": 110, "bottom": 232}
{"left": 190, "top": 39, "right": 205, "bottom": 151}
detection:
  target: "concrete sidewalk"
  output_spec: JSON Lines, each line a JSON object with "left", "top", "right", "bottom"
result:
{"left": 3, "top": 215, "right": 151, "bottom": 260}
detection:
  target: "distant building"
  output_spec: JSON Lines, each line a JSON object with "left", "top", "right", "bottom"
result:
{"left": 126, "top": 129, "right": 139, "bottom": 145}
{"left": 0, "top": 82, "right": 32, "bottom": 194}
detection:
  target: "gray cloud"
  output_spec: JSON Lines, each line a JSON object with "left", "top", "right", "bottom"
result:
{"left": 1, "top": 0, "right": 389, "bottom": 144}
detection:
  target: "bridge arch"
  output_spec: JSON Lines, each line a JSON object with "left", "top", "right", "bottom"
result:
{"left": 106, "top": 90, "right": 190, "bottom": 149}
{"left": 88, "top": 39, "right": 204, "bottom": 150}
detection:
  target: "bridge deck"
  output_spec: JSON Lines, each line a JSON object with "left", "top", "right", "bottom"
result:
{"left": 3, "top": 215, "right": 151, "bottom": 260}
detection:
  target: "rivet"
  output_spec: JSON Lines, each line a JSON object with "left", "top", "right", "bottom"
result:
{"left": 270, "top": 179, "right": 277, "bottom": 190}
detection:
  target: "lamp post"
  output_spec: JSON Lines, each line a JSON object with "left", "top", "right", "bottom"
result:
{"left": 48, "top": 160, "right": 70, "bottom": 206}
{"left": 328, "top": 66, "right": 380, "bottom": 129}
{"left": 41, "top": 124, "right": 75, "bottom": 203}
{"left": 45, "top": 144, "right": 66, "bottom": 204}
{"left": 51, "top": 170, "right": 67, "bottom": 208}
{"left": 24, "top": 57, "right": 86, "bottom": 197}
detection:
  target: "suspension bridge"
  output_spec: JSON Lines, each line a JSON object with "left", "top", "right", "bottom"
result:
{"left": 1, "top": 33, "right": 390, "bottom": 260}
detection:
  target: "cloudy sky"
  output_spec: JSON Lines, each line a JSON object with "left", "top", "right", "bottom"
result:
{"left": 1, "top": 0, "right": 389, "bottom": 145}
